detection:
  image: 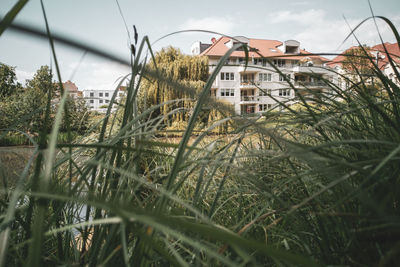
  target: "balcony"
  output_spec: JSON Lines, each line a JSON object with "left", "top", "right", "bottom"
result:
{"left": 292, "top": 65, "right": 331, "bottom": 74}
{"left": 240, "top": 95, "right": 259, "bottom": 102}
{"left": 294, "top": 81, "right": 327, "bottom": 87}
{"left": 240, "top": 80, "right": 260, "bottom": 88}
{"left": 238, "top": 65, "right": 260, "bottom": 73}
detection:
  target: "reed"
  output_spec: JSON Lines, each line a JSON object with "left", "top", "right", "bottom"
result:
{"left": 0, "top": 0, "right": 399, "bottom": 266}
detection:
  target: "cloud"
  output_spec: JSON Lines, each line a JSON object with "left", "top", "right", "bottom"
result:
{"left": 289, "top": 1, "right": 311, "bottom": 6}
{"left": 295, "top": 18, "right": 400, "bottom": 53}
{"left": 267, "top": 10, "right": 400, "bottom": 54}
{"left": 269, "top": 9, "right": 325, "bottom": 25}
{"left": 14, "top": 61, "right": 130, "bottom": 91}
{"left": 66, "top": 61, "right": 131, "bottom": 90}
{"left": 179, "top": 16, "right": 235, "bottom": 35}
{"left": 16, "top": 69, "right": 34, "bottom": 85}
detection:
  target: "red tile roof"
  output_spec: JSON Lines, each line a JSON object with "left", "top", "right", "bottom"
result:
{"left": 328, "top": 43, "right": 400, "bottom": 70}
{"left": 200, "top": 36, "right": 330, "bottom": 62}
{"left": 63, "top": 80, "right": 79, "bottom": 92}
{"left": 327, "top": 46, "right": 360, "bottom": 68}
{"left": 372, "top": 42, "right": 400, "bottom": 67}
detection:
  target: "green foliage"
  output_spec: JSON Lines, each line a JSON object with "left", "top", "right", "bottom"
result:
{"left": 0, "top": 84, "right": 46, "bottom": 134}
{"left": 0, "top": 65, "right": 89, "bottom": 142}
{"left": 342, "top": 46, "right": 375, "bottom": 76}
{"left": 139, "top": 47, "right": 209, "bottom": 128}
{"left": 26, "top": 65, "right": 55, "bottom": 94}
{"left": 61, "top": 95, "right": 89, "bottom": 133}
{"left": 0, "top": 63, "right": 21, "bottom": 98}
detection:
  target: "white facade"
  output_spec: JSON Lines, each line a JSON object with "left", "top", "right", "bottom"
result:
{"left": 381, "top": 58, "right": 400, "bottom": 86}
{"left": 210, "top": 62, "right": 335, "bottom": 114}
{"left": 83, "top": 88, "right": 126, "bottom": 112}
{"left": 200, "top": 37, "right": 336, "bottom": 115}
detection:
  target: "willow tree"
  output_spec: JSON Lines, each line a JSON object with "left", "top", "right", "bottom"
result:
{"left": 139, "top": 47, "right": 210, "bottom": 130}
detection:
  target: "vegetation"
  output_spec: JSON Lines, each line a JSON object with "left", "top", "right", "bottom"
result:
{"left": 0, "top": 64, "right": 89, "bottom": 145}
{"left": 139, "top": 47, "right": 213, "bottom": 132}
{"left": 342, "top": 45, "right": 376, "bottom": 76}
{"left": 0, "top": 63, "right": 22, "bottom": 98}
{"left": 0, "top": 1, "right": 400, "bottom": 266}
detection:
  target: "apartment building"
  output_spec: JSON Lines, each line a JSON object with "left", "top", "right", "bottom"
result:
{"left": 83, "top": 86, "right": 126, "bottom": 112}
{"left": 192, "top": 36, "right": 335, "bottom": 115}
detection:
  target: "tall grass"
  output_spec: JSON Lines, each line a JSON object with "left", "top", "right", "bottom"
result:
{"left": 1, "top": 1, "right": 400, "bottom": 266}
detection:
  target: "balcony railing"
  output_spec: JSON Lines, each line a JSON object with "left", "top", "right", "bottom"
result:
{"left": 294, "top": 81, "right": 326, "bottom": 87}
{"left": 292, "top": 65, "right": 330, "bottom": 74}
{"left": 240, "top": 96, "right": 258, "bottom": 102}
{"left": 240, "top": 81, "right": 260, "bottom": 88}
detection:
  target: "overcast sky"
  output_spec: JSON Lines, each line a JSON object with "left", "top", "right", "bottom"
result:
{"left": 1, "top": 0, "right": 399, "bottom": 90}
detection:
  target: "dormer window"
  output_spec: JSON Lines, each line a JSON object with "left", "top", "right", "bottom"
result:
{"left": 284, "top": 40, "right": 300, "bottom": 54}
{"left": 286, "top": 46, "right": 298, "bottom": 54}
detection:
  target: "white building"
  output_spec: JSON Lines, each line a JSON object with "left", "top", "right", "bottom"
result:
{"left": 193, "top": 36, "right": 335, "bottom": 115}
{"left": 83, "top": 86, "right": 126, "bottom": 112}
{"left": 372, "top": 42, "right": 400, "bottom": 86}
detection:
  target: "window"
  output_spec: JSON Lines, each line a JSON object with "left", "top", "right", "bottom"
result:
{"left": 259, "top": 73, "right": 272, "bottom": 81}
{"left": 241, "top": 73, "right": 255, "bottom": 83}
{"left": 220, "top": 88, "right": 235, "bottom": 97}
{"left": 89, "top": 100, "right": 94, "bottom": 103}
{"left": 262, "top": 59, "right": 267, "bottom": 66}
{"left": 259, "top": 104, "right": 272, "bottom": 111}
{"left": 220, "top": 72, "right": 235, "bottom": 81}
{"left": 259, "top": 89, "right": 271, "bottom": 96}
{"left": 274, "top": 59, "right": 286, "bottom": 67}
{"left": 99, "top": 93, "right": 103, "bottom": 97}
{"left": 254, "top": 58, "right": 264, "bottom": 65}
{"left": 90, "top": 92, "right": 94, "bottom": 97}
{"left": 99, "top": 100, "right": 103, "bottom": 103}
{"left": 279, "top": 89, "right": 290, "bottom": 96}
{"left": 279, "top": 74, "right": 290, "bottom": 82}
{"left": 105, "top": 100, "right": 109, "bottom": 103}
{"left": 105, "top": 93, "right": 109, "bottom": 97}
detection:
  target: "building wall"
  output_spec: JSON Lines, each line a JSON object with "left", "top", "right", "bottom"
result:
{"left": 384, "top": 63, "right": 400, "bottom": 86}
{"left": 209, "top": 58, "right": 336, "bottom": 114}
{"left": 82, "top": 89, "right": 125, "bottom": 112}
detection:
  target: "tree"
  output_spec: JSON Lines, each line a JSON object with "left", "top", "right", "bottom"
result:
{"left": 342, "top": 46, "right": 375, "bottom": 77}
{"left": 342, "top": 46, "right": 383, "bottom": 94}
{"left": 26, "top": 65, "right": 55, "bottom": 94}
{"left": 1, "top": 64, "right": 90, "bottom": 142}
{"left": 61, "top": 95, "right": 89, "bottom": 133}
{"left": 0, "top": 63, "right": 22, "bottom": 98}
{"left": 138, "top": 47, "right": 209, "bottom": 129}
{"left": 23, "top": 65, "right": 56, "bottom": 134}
